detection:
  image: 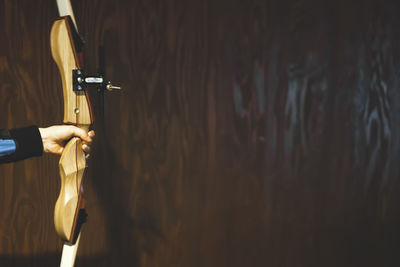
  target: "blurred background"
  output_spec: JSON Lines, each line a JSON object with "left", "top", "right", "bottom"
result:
{"left": 1, "top": 0, "right": 400, "bottom": 266}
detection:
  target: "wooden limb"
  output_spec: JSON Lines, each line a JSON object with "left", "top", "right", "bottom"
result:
{"left": 56, "top": 0, "right": 78, "bottom": 30}
{"left": 60, "top": 232, "right": 82, "bottom": 267}
{"left": 55, "top": 137, "right": 86, "bottom": 242}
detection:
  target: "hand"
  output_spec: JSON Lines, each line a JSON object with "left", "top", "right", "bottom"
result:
{"left": 39, "top": 125, "right": 95, "bottom": 156}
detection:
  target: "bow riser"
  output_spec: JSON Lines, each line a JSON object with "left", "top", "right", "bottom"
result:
{"left": 50, "top": 17, "right": 92, "bottom": 126}
{"left": 50, "top": 16, "right": 91, "bottom": 246}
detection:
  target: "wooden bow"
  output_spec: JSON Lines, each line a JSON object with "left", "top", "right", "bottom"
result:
{"left": 50, "top": 1, "right": 120, "bottom": 265}
{"left": 50, "top": 1, "right": 91, "bottom": 266}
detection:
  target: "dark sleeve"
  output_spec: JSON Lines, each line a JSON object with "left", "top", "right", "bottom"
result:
{"left": 0, "top": 126, "right": 43, "bottom": 164}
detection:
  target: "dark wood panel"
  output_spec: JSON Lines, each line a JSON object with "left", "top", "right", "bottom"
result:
{"left": 1, "top": 0, "right": 400, "bottom": 266}
{"left": 0, "top": 1, "right": 63, "bottom": 265}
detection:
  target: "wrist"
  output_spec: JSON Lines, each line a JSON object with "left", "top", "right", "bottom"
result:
{"left": 38, "top": 128, "right": 50, "bottom": 153}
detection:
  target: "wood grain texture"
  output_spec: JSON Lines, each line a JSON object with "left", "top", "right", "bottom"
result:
{"left": 1, "top": 0, "right": 400, "bottom": 266}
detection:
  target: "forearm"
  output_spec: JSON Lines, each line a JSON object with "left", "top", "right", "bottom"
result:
{"left": 0, "top": 126, "right": 43, "bottom": 164}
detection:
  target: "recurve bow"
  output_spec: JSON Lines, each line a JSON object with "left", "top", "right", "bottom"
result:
{"left": 50, "top": 0, "right": 120, "bottom": 266}
{"left": 50, "top": 0, "right": 90, "bottom": 266}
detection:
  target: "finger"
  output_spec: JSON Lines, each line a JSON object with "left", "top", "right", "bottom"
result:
{"left": 85, "top": 131, "right": 95, "bottom": 144}
{"left": 55, "top": 147, "right": 64, "bottom": 155}
{"left": 50, "top": 144, "right": 64, "bottom": 155}
{"left": 88, "top": 130, "right": 95, "bottom": 138}
{"left": 82, "top": 144, "right": 91, "bottom": 153}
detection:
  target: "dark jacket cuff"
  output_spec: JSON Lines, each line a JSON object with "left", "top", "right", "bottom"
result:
{"left": 8, "top": 126, "right": 43, "bottom": 161}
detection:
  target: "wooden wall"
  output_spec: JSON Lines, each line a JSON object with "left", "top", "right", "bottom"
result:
{"left": 1, "top": 0, "right": 400, "bottom": 266}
